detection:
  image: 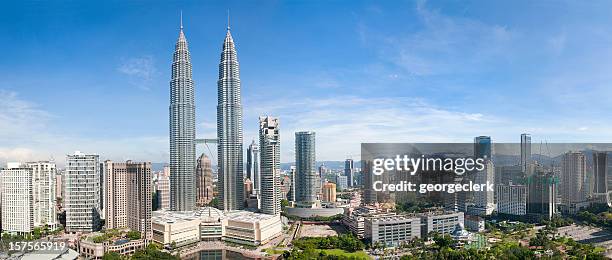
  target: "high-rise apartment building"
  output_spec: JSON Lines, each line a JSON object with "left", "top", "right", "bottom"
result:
{"left": 345, "top": 159, "right": 354, "bottom": 188}
{"left": 127, "top": 162, "right": 152, "bottom": 239}
{"left": 295, "top": 131, "right": 319, "bottom": 207}
{"left": 65, "top": 151, "right": 100, "bottom": 233}
{"left": 217, "top": 22, "right": 245, "bottom": 211}
{"left": 26, "top": 161, "right": 57, "bottom": 229}
{"left": 520, "top": 134, "right": 531, "bottom": 174}
{"left": 169, "top": 17, "right": 196, "bottom": 211}
{"left": 1, "top": 163, "right": 33, "bottom": 234}
{"left": 196, "top": 154, "right": 214, "bottom": 206}
{"left": 560, "top": 152, "right": 587, "bottom": 214}
{"left": 104, "top": 160, "right": 128, "bottom": 229}
{"left": 259, "top": 116, "right": 281, "bottom": 215}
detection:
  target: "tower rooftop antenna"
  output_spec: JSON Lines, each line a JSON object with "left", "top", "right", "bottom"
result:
{"left": 227, "top": 9, "right": 230, "bottom": 30}
{"left": 180, "top": 10, "right": 183, "bottom": 30}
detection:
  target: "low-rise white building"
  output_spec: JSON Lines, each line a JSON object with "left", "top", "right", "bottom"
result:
{"left": 364, "top": 213, "right": 421, "bottom": 247}
{"left": 151, "top": 208, "right": 282, "bottom": 248}
{"left": 419, "top": 211, "right": 464, "bottom": 238}
{"left": 223, "top": 211, "right": 282, "bottom": 246}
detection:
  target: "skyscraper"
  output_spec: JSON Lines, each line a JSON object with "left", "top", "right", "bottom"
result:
{"left": 156, "top": 166, "right": 171, "bottom": 210}
{"left": 520, "top": 134, "right": 531, "bottom": 174}
{"left": 295, "top": 131, "right": 319, "bottom": 207}
{"left": 259, "top": 116, "right": 281, "bottom": 215}
{"left": 127, "top": 162, "right": 152, "bottom": 240}
{"left": 474, "top": 136, "right": 492, "bottom": 159}
{"left": 474, "top": 160, "right": 495, "bottom": 215}
{"left": 26, "top": 161, "right": 57, "bottom": 229}
{"left": 1, "top": 163, "right": 33, "bottom": 234}
{"left": 593, "top": 151, "right": 609, "bottom": 205}
{"left": 169, "top": 16, "right": 196, "bottom": 211}
{"left": 196, "top": 154, "right": 214, "bottom": 206}
{"left": 345, "top": 159, "right": 354, "bottom": 187}
{"left": 65, "top": 151, "right": 100, "bottom": 233}
{"left": 104, "top": 160, "right": 128, "bottom": 229}
{"left": 288, "top": 166, "right": 296, "bottom": 202}
{"left": 247, "top": 140, "right": 261, "bottom": 198}
{"left": 217, "top": 21, "right": 245, "bottom": 211}
{"left": 560, "top": 152, "right": 587, "bottom": 214}
{"left": 527, "top": 170, "right": 556, "bottom": 220}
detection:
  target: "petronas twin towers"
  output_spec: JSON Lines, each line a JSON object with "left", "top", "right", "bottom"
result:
{"left": 169, "top": 16, "right": 244, "bottom": 211}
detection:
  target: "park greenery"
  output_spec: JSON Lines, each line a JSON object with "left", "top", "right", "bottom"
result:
{"left": 285, "top": 234, "right": 367, "bottom": 259}
{"left": 91, "top": 229, "right": 141, "bottom": 244}
{"left": 102, "top": 243, "right": 179, "bottom": 260}
{"left": 283, "top": 212, "right": 344, "bottom": 222}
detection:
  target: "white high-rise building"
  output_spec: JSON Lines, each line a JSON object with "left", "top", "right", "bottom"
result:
{"left": 259, "top": 116, "right": 281, "bottom": 215}
{"left": 474, "top": 160, "right": 495, "bottom": 215}
{"left": 65, "top": 151, "right": 100, "bottom": 233}
{"left": 1, "top": 163, "right": 34, "bottom": 234}
{"left": 26, "top": 161, "right": 57, "bottom": 229}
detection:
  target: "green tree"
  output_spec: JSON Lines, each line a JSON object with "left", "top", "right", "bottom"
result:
{"left": 127, "top": 230, "right": 141, "bottom": 240}
{"left": 102, "top": 251, "right": 122, "bottom": 260}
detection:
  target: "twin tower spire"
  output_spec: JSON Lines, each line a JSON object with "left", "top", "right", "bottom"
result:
{"left": 169, "top": 12, "right": 244, "bottom": 211}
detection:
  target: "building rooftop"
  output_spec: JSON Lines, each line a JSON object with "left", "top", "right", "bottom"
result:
{"left": 152, "top": 207, "right": 225, "bottom": 224}
{"left": 224, "top": 210, "right": 280, "bottom": 223}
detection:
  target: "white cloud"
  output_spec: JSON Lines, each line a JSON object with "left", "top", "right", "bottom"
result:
{"left": 117, "top": 56, "right": 156, "bottom": 90}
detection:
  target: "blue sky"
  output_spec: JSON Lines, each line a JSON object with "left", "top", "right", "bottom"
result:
{"left": 2, "top": 0, "right": 612, "bottom": 165}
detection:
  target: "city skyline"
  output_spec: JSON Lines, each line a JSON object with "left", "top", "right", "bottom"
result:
{"left": 5, "top": 1, "right": 612, "bottom": 165}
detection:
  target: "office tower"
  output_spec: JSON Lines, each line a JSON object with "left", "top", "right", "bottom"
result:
{"left": 26, "top": 161, "right": 57, "bottom": 229}
{"left": 322, "top": 182, "right": 336, "bottom": 202}
{"left": 259, "top": 116, "right": 281, "bottom": 215}
{"left": 156, "top": 166, "right": 171, "bottom": 210}
{"left": 217, "top": 20, "right": 245, "bottom": 211}
{"left": 1, "top": 163, "right": 33, "bottom": 234}
{"left": 169, "top": 16, "right": 196, "bottom": 211}
{"left": 560, "top": 152, "right": 587, "bottom": 214}
{"left": 104, "top": 161, "right": 128, "bottom": 229}
{"left": 474, "top": 160, "right": 495, "bottom": 215}
{"left": 336, "top": 175, "right": 348, "bottom": 190}
{"left": 345, "top": 159, "right": 354, "bottom": 187}
{"left": 593, "top": 152, "right": 609, "bottom": 205}
{"left": 127, "top": 162, "right": 152, "bottom": 239}
{"left": 247, "top": 140, "right": 261, "bottom": 197}
{"left": 474, "top": 136, "right": 492, "bottom": 159}
{"left": 295, "top": 131, "right": 319, "bottom": 207}
{"left": 520, "top": 134, "right": 531, "bottom": 174}
{"left": 244, "top": 178, "right": 253, "bottom": 200}
{"left": 496, "top": 182, "right": 527, "bottom": 215}
{"left": 288, "top": 166, "right": 296, "bottom": 202}
{"left": 527, "top": 170, "right": 556, "bottom": 220}
{"left": 55, "top": 171, "right": 63, "bottom": 201}
{"left": 196, "top": 154, "right": 214, "bottom": 206}
{"left": 65, "top": 151, "right": 100, "bottom": 233}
